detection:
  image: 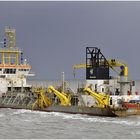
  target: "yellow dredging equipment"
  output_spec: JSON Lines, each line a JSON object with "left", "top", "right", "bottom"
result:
{"left": 48, "top": 86, "right": 71, "bottom": 106}
{"left": 32, "top": 87, "right": 52, "bottom": 109}
{"left": 83, "top": 87, "right": 110, "bottom": 108}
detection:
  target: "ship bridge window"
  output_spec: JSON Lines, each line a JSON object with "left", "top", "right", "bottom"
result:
{"left": 11, "top": 69, "right": 16, "bottom": 74}
{"left": 19, "top": 69, "right": 29, "bottom": 71}
{"left": 0, "top": 75, "right": 5, "bottom": 78}
{"left": 4, "top": 69, "right": 16, "bottom": 74}
{"left": 24, "top": 69, "right": 29, "bottom": 71}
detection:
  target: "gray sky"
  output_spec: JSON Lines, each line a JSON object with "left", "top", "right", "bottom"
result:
{"left": 0, "top": 1, "right": 140, "bottom": 80}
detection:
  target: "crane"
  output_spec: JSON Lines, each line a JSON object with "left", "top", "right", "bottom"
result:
{"left": 83, "top": 87, "right": 110, "bottom": 108}
{"left": 47, "top": 86, "right": 71, "bottom": 106}
{"left": 73, "top": 59, "right": 128, "bottom": 77}
{"left": 106, "top": 59, "right": 128, "bottom": 76}
{"left": 32, "top": 87, "right": 52, "bottom": 109}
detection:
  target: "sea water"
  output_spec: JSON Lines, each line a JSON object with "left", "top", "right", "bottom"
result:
{"left": 0, "top": 108, "right": 140, "bottom": 139}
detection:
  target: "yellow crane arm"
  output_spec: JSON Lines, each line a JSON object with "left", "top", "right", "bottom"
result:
{"left": 72, "top": 64, "right": 87, "bottom": 78}
{"left": 32, "top": 88, "right": 52, "bottom": 109}
{"left": 83, "top": 87, "right": 110, "bottom": 108}
{"left": 107, "top": 59, "right": 128, "bottom": 76}
{"left": 48, "top": 86, "right": 71, "bottom": 106}
{"left": 73, "top": 59, "right": 128, "bottom": 76}
{"left": 73, "top": 64, "right": 86, "bottom": 69}
{"left": 41, "top": 91, "right": 52, "bottom": 106}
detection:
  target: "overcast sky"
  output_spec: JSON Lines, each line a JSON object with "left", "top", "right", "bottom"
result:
{"left": 0, "top": 1, "right": 140, "bottom": 80}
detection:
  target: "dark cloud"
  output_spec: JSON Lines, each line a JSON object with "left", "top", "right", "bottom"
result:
{"left": 0, "top": 1, "right": 139, "bottom": 80}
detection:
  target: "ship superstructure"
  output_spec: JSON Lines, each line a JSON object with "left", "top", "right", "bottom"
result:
{"left": 0, "top": 27, "right": 34, "bottom": 95}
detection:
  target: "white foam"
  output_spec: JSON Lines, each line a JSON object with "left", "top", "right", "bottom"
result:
{"left": 13, "top": 109, "right": 33, "bottom": 114}
{"left": 11, "top": 109, "right": 140, "bottom": 126}
{"left": 13, "top": 109, "right": 53, "bottom": 117}
{"left": 50, "top": 112, "right": 140, "bottom": 126}
{"left": 24, "top": 119, "right": 32, "bottom": 122}
{"left": 86, "top": 117, "right": 140, "bottom": 126}
{"left": 0, "top": 114, "right": 4, "bottom": 117}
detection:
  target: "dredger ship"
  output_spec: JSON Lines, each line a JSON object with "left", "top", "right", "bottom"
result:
{"left": 0, "top": 27, "right": 140, "bottom": 117}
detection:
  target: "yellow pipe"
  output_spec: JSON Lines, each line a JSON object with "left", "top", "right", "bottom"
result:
{"left": 16, "top": 52, "right": 19, "bottom": 65}
{"left": 8, "top": 52, "right": 10, "bottom": 64}
{"left": 48, "top": 86, "right": 71, "bottom": 106}
{"left": 83, "top": 87, "right": 110, "bottom": 108}
{"left": 124, "top": 67, "right": 128, "bottom": 76}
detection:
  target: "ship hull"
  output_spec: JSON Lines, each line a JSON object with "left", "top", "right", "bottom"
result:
{"left": 0, "top": 104, "right": 116, "bottom": 117}
{"left": 42, "top": 106, "right": 116, "bottom": 117}
{"left": 113, "top": 108, "right": 140, "bottom": 117}
{"left": 1, "top": 104, "right": 140, "bottom": 117}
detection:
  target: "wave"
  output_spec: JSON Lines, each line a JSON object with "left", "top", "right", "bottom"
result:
{"left": 12, "top": 109, "right": 53, "bottom": 117}
{"left": 0, "top": 113, "right": 4, "bottom": 117}
{"left": 13, "top": 109, "right": 33, "bottom": 114}
{"left": 47, "top": 112, "right": 140, "bottom": 126}
{"left": 11, "top": 109, "right": 140, "bottom": 126}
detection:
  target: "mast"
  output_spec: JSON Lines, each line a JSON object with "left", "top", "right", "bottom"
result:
{"left": 5, "top": 27, "right": 16, "bottom": 48}
{"left": 0, "top": 27, "right": 21, "bottom": 65}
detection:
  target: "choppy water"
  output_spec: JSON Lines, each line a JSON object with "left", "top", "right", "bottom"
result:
{"left": 0, "top": 108, "right": 140, "bottom": 139}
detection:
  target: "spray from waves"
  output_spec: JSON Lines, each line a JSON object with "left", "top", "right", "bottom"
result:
{"left": 12, "top": 109, "right": 54, "bottom": 123}
{"left": 84, "top": 116, "right": 140, "bottom": 126}
{"left": 13, "top": 109, "right": 33, "bottom": 114}
{"left": 85, "top": 117, "right": 138, "bottom": 126}
{"left": 12, "top": 109, "right": 54, "bottom": 117}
